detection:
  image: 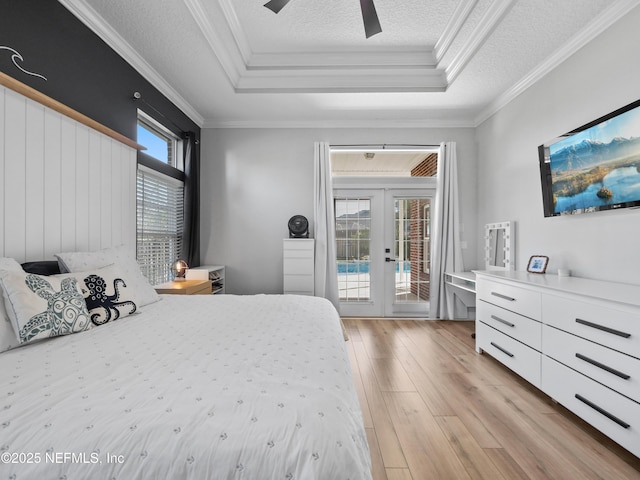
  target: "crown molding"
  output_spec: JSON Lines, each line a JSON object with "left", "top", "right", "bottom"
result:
{"left": 474, "top": 0, "right": 640, "bottom": 126}
{"left": 182, "top": 0, "right": 244, "bottom": 87}
{"left": 203, "top": 118, "right": 476, "bottom": 129}
{"left": 59, "top": 0, "right": 204, "bottom": 127}
{"left": 434, "top": 0, "right": 478, "bottom": 62}
{"left": 445, "top": 0, "right": 515, "bottom": 86}
{"left": 217, "top": 0, "right": 252, "bottom": 63}
{"left": 184, "top": 0, "right": 448, "bottom": 93}
{"left": 248, "top": 50, "right": 436, "bottom": 69}
{"left": 235, "top": 67, "right": 446, "bottom": 93}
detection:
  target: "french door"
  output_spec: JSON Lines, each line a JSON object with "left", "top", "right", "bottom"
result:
{"left": 335, "top": 188, "right": 433, "bottom": 317}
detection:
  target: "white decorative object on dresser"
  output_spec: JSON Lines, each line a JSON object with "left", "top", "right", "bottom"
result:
{"left": 186, "top": 265, "right": 225, "bottom": 294}
{"left": 283, "top": 239, "right": 315, "bottom": 295}
{"left": 475, "top": 270, "right": 640, "bottom": 458}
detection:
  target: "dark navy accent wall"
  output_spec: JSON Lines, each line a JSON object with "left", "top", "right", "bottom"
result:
{"left": 0, "top": 0, "right": 199, "bottom": 142}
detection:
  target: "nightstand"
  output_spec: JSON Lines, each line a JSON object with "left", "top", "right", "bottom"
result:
{"left": 186, "top": 265, "right": 225, "bottom": 294}
{"left": 154, "top": 279, "right": 212, "bottom": 295}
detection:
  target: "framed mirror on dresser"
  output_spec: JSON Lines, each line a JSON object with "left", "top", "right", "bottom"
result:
{"left": 484, "top": 221, "right": 515, "bottom": 271}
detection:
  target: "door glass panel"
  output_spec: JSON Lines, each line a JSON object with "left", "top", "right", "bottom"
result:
{"left": 335, "top": 198, "right": 371, "bottom": 301}
{"left": 394, "top": 198, "right": 430, "bottom": 303}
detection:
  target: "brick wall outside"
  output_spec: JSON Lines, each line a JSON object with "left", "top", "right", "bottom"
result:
{"left": 408, "top": 153, "right": 437, "bottom": 300}
{"left": 411, "top": 153, "right": 438, "bottom": 177}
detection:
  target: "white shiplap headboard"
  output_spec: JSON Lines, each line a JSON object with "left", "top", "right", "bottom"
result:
{"left": 0, "top": 84, "right": 137, "bottom": 263}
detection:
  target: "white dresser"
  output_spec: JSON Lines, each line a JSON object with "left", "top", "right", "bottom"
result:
{"left": 283, "top": 239, "right": 315, "bottom": 295}
{"left": 475, "top": 270, "right": 640, "bottom": 458}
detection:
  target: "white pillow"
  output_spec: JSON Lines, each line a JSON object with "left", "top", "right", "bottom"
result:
{"left": 55, "top": 245, "right": 159, "bottom": 307}
{"left": 0, "top": 270, "right": 92, "bottom": 345}
{"left": 58, "top": 264, "right": 138, "bottom": 325}
{"left": 0, "top": 258, "right": 24, "bottom": 353}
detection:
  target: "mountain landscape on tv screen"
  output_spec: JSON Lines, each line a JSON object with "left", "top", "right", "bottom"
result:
{"left": 551, "top": 136, "right": 640, "bottom": 172}
{"left": 550, "top": 136, "right": 640, "bottom": 213}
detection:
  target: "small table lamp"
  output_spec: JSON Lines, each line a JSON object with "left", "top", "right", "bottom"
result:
{"left": 173, "top": 260, "right": 189, "bottom": 281}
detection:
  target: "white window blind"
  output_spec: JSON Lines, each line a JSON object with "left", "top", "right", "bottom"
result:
{"left": 136, "top": 165, "right": 184, "bottom": 285}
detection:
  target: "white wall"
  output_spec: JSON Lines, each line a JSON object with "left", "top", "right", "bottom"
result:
{"left": 476, "top": 6, "right": 640, "bottom": 285}
{"left": 200, "top": 127, "right": 477, "bottom": 294}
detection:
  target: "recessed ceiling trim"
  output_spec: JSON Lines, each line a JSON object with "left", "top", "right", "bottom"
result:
{"left": 248, "top": 50, "right": 437, "bottom": 69}
{"left": 434, "top": 0, "right": 479, "bottom": 63}
{"left": 184, "top": 0, "right": 448, "bottom": 93}
{"left": 216, "top": 0, "right": 252, "bottom": 64}
{"left": 182, "top": 0, "right": 245, "bottom": 86}
{"left": 234, "top": 68, "right": 447, "bottom": 93}
{"left": 474, "top": 0, "right": 639, "bottom": 127}
{"left": 444, "top": 0, "right": 515, "bottom": 86}
{"left": 58, "top": 0, "right": 204, "bottom": 126}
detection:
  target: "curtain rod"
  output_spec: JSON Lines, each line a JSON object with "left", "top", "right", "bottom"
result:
{"left": 330, "top": 143, "right": 440, "bottom": 149}
{"left": 133, "top": 91, "right": 192, "bottom": 138}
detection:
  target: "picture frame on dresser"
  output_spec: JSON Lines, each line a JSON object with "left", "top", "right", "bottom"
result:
{"left": 527, "top": 255, "right": 549, "bottom": 273}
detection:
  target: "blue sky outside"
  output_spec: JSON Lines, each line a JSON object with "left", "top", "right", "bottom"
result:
{"left": 137, "top": 124, "right": 169, "bottom": 162}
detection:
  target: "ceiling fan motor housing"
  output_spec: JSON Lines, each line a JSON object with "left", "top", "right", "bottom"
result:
{"left": 288, "top": 215, "right": 309, "bottom": 238}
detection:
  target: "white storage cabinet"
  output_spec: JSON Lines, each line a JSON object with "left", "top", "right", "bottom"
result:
{"left": 475, "top": 270, "right": 640, "bottom": 458}
{"left": 283, "top": 239, "right": 314, "bottom": 295}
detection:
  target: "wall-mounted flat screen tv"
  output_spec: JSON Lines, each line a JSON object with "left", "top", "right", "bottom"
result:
{"left": 538, "top": 98, "right": 640, "bottom": 217}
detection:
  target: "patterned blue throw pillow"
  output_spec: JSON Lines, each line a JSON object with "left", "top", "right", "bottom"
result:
{"left": 0, "top": 270, "right": 92, "bottom": 344}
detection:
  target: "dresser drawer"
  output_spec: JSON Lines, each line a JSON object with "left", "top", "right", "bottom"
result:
{"left": 284, "top": 275, "right": 314, "bottom": 295}
{"left": 543, "top": 295, "right": 640, "bottom": 359}
{"left": 283, "top": 258, "right": 314, "bottom": 275}
{"left": 543, "top": 325, "right": 640, "bottom": 402}
{"left": 477, "top": 278, "right": 541, "bottom": 321}
{"left": 283, "top": 240, "right": 314, "bottom": 257}
{"left": 477, "top": 300, "right": 541, "bottom": 350}
{"left": 542, "top": 356, "right": 640, "bottom": 458}
{"left": 477, "top": 321, "right": 541, "bottom": 388}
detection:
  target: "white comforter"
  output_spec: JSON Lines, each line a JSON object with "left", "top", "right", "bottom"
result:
{"left": 0, "top": 294, "right": 371, "bottom": 480}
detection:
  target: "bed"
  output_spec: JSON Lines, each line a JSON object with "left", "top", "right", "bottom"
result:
{"left": 0, "top": 265, "right": 371, "bottom": 479}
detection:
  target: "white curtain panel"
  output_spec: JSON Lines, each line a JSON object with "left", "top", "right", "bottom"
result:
{"left": 430, "top": 142, "right": 465, "bottom": 319}
{"left": 313, "top": 142, "right": 341, "bottom": 312}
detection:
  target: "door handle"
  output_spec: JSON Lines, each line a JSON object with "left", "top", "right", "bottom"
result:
{"left": 385, "top": 257, "right": 395, "bottom": 262}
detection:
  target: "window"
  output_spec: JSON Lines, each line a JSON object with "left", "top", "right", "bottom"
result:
{"left": 136, "top": 111, "right": 184, "bottom": 285}
{"left": 335, "top": 198, "right": 371, "bottom": 301}
{"left": 137, "top": 110, "right": 182, "bottom": 169}
{"left": 136, "top": 166, "right": 184, "bottom": 285}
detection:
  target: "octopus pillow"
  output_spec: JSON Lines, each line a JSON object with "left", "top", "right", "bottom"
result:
{"left": 59, "top": 264, "right": 138, "bottom": 325}
{"left": 0, "top": 270, "right": 92, "bottom": 345}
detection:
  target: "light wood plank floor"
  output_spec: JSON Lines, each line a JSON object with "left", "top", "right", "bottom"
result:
{"left": 343, "top": 318, "right": 640, "bottom": 480}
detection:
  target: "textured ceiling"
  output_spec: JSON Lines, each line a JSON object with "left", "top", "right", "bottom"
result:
{"left": 59, "top": 0, "right": 637, "bottom": 128}
{"left": 231, "top": 0, "right": 449, "bottom": 51}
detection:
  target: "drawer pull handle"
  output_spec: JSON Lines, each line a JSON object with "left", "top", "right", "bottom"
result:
{"left": 491, "top": 315, "right": 515, "bottom": 328}
{"left": 574, "top": 394, "right": 630, "bottom": 429}
{"left": 575, "top": 318, "right": 631, "bottom": 339}
{"left": 491, "top": 292, "right": 515, "bottom": 302}
{"left": 575, "top": 353, "right": 630, "bottom": 380}
{"left": 490, "top": 342, "right": 514, "bottom": 357}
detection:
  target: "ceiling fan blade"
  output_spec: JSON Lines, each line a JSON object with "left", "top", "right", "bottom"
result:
{"left": 360, "top": 0, "right": 382, "bottom": 38}
{"left": 264, "top": 0, "right": 293, "bottom": 14}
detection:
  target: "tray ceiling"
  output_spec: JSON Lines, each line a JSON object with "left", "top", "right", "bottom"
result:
{"left": 59, "top": 0, "right": 637, "bottom": 127}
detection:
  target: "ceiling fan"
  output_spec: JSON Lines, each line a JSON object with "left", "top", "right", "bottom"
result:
{"left": 264, "top": 0, "right": 382, "bottom": 39}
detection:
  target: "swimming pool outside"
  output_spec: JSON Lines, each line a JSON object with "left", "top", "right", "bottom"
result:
{"left": 336, "top": 260, "right": 411, "bottom": 274}
{"left": 337, "top": 260, "right": 422, "bottom": 302}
